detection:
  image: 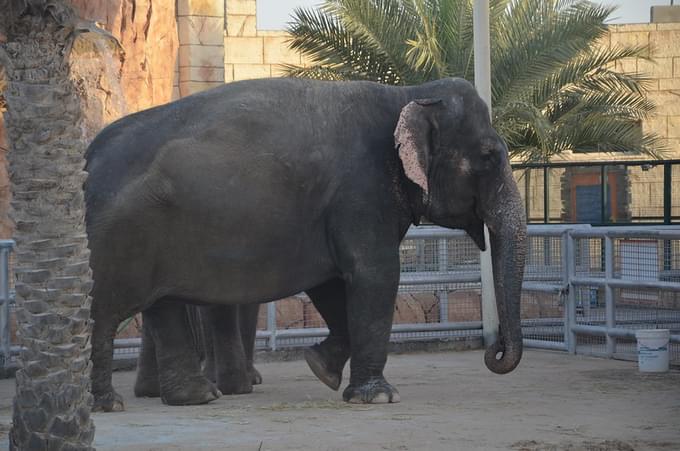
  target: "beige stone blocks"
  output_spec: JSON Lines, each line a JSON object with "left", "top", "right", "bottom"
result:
{"left": 648, "top": 92, "right": 680, "bottom": 116}
{"left": 227, "top": 0, "right": 257, "bottom": 16}
{"left": 615, "top": 57, "right": 637, "bottom": 74}
{"left": 178, "top": 16, "right": 224, "bottom": 45}
{"left": 177, "top": 0, "right": 224, "bottom": 17}
{"left": 233, "top": 64, "right": 271, "bottom": 81}
{"left": 227, "top": 15, "right": 257, "bottom": 36}
{"left": 611, "top": 24, "right": 657, "bottom": 33}
{"left": 638, "top": 58, "right": 674, "bottom": 78}
{"left": 650, "top": 30, "right": 680, "bottom": 57}
{"left": 669, "top": 116, "right": 680, "bottom": 138}
{"left": 225, "top": 36, "right": 264, "bottom": 64}
{"left": 643, "top": 114, "right": 668, "bottom": 137}
{"left": 659, "top": 78, "right": 680, "bottom": 90}
{"left": 179, "top": 81, "right": 223, "bottom": 96}
{"left": 263, "top": 36, "right": 301, "bottom": 65}
{"left": 179, "top": 66, "right": 225, "bottom": 82}
{"left": 611, "top": 30, "right": 649, "bottom": 49}
{"left": 179, "top": 44, "right": 225, "bottom": 69}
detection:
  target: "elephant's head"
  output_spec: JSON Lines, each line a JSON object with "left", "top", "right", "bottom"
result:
{"left": 395, "top": 79, "right": 527, "bottom": 374}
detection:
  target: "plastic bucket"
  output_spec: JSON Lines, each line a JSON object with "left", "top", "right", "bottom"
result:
{"left": 635, "top": 329, "right": 670, "bottom": 373}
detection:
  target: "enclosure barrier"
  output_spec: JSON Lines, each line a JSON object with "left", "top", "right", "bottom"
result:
{"left": 1, "top": 227, "right": 679, "bottom": 370}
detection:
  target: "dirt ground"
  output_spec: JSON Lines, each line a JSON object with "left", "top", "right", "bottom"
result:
{"left": 0, "top": 349, "right": 678, "bottom": 450}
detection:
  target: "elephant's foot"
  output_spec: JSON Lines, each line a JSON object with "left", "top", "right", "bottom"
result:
{"left": 216, "top": 370, "right": 253, "bottom": 395}
{"left": 248, "top": 364, "right": 263, "bottom": 386}
{"left": 160, "top": 374, "right": 222, "bottom": 406}
{"left": 342, "top": 378, "right": 400, "bottom": 404}
{"left": 134, "top": 373, "right": 161, "bottom": 398}
{"left": 92, "top": 389, "right": 125, "bottom": 412}
{"left": 304, "top": 337, "right": 350, "bottom": 391}
{"left": 202, "top": 360, "right": 217, "bottom": 383}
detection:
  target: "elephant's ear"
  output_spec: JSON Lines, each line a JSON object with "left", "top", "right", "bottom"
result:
{"left": 394, "top": 99, "right": 441, "bottom": 195}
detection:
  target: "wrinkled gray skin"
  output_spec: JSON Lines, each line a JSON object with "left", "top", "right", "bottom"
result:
{"left": 133, "top": 304, "right": 262, "bottom": 401}
{"left": 85, "top": 77, "right": 527, "bottom": 412}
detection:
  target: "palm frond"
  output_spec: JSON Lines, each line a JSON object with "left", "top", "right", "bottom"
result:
{"left": 287, "top": 6, "right": 401, "bottom": 84}
{"left": 285, "top": 0, "right": 664, "bottom": 160}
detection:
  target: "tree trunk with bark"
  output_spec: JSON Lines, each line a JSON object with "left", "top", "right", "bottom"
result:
{"left": 0, "top": 1, "right": 124, "bottom": 449}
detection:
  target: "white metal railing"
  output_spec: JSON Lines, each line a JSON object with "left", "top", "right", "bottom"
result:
{"left": 2, "top": 226, "right": 680, "bottom": 368}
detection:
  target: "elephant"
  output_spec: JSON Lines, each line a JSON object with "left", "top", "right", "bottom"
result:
{"left": 84, "top": 77, "right": 527, "bottom": 412}
{"left": 132, "top": 304, "right": 262, "bottom": 401}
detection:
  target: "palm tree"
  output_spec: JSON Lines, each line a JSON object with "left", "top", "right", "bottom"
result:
{"left": 0, "top": 1, "right": 122, "bottom": 448}
{"left": 285, "top": 0, "right": 664, "bottom": 161}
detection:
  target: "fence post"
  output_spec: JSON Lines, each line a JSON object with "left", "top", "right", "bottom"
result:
{"left": 604, "top": 234, "right": 616, "bottom": 357}
{"left": 267, "top": 301, "right": 277, "bottom": 351}
{"left": 565, "top": 231, "right": 577, "bottom": 354}
{"left": 437, "top": 238, "right": 449, "bottom": 323}
{"left": 0, "top": 241, "right": 14, "bottom": 369}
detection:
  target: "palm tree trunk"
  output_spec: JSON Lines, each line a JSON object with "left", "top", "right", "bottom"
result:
{"left": 1, "top": 3, "right": 123, "bottom": 449}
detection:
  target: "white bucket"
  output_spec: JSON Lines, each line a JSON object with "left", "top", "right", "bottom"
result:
{"left": 635, "top": 329, "right": 670, "bottom": 373}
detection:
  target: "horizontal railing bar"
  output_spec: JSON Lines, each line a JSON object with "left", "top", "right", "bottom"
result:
{"left": 399, "top": 273, "right": 481, "bottom": 285}
{"left": 570, "top": 277, "right": 680, "bottom": 291}
{"left": 569, "top": 228, "right": 680, "bottom": 239}
{"left": 572, "top": 326, "right": 680, "bottom": 344}
{"left": 521, "top": 282, "right": 566, "bottom": 293}
{"left": 523, "top": 339, "right": 567, "bottom": 351}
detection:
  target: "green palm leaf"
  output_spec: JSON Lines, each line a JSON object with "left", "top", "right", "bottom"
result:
{"left": 285, "top": 0, "right": 663, "bottom": 161}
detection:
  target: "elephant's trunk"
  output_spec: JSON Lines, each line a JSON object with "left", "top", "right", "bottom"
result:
{"left": 481, "top": 164, "right": 527, "bottom": 374}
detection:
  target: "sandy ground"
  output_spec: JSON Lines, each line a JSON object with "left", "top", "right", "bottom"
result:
{"left": 0, "top": 349, "right": 678, "bottom": 451}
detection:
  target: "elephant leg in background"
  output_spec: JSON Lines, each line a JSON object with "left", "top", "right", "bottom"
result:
{"left": 238, "top": 303, "right": 263, "bottom": 385}
{"left": 144, "top": 300, "right": 222, "bottom": 405}
{"left": 304, "top": 278, "right": 351, "bottom": 391}
{"left": 200, "top": 304, "right": 254, "bottom": 395}
{"left": 133, "top": 318, "right": 161, "bottom": 398}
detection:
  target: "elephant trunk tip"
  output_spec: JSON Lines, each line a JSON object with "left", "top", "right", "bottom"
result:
{"left": 484, "top": 340, "right": 523, "bottom": 375}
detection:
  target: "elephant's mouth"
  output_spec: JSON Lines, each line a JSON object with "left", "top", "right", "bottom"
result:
{"left": 429, "top": 211, "right": 486, "bottom": 252}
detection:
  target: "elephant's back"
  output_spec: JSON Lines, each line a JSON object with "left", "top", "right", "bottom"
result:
{"left": 84, "top": 78, "right": 401, "bottom": 222}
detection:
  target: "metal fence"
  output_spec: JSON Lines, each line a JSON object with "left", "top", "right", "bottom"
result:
{"left": 2, "top": 226, "right": 680, "bottom": 369}
{"left": 512, "top": 159, "right": 680, "bottom": 226}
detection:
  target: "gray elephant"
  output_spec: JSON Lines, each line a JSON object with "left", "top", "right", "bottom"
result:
{"left": 85, "top": 77, "right": 527, "bottom": 412}
{"left": 132, "top": 304, "right": 262, "bottom": 402}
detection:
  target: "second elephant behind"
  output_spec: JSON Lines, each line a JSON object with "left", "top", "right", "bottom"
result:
{"left": 133, "top": 303, "right": 262, "bottom": 403}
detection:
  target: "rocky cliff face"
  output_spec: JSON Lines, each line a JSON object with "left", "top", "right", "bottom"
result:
{"left": 0, "top": 0, "right": 179, "bottom": 239}
{"left": 68, "top": 0, "right": 179, "bottom": 112}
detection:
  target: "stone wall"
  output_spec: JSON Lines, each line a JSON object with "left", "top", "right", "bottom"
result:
{"left": 608, "top": 23, "right": 680, "bottom": 158}
{"left": 224, "top": 1, "right": 306, "bottom": 82}
{"left": 68, "top": 0, "right": 179, "bottom": 112}
{"left": 215, "top": 6, "right": 680, "bottom": 158}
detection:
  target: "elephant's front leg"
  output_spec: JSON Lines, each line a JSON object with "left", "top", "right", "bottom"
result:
{"left": 144, "top": 300, "right": 222, "bottom": 405}
{"left": 343, "top": 264, "right": 401, "bottom": 404}
{"left": 201, "top": 304, "right": 254, "bottom": 395}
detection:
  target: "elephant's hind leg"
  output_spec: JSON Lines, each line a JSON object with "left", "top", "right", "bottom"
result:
{"left": 91, "top": 309, "right": 125, "bottom": 412}
{"left": 145, "top": 300, "right": 221, "bottom": 405}
{"left": 133, "top": 316, "right": 160, "bottom": 398}
{"left": 304, "top": 278, "right": 351, "bottom": 391}
{"left": 201, "top": 304, "right": 253, "bottom": 395}
{"left": 239, "top": 303, "right": 262, "bottom": 385}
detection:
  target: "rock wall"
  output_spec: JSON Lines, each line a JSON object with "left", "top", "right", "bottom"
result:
{"left": 68, "top": 0, "right": 179, "bottom": 112}
{"left": 0, "top": 1, "right": 179, "bottom": 240}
